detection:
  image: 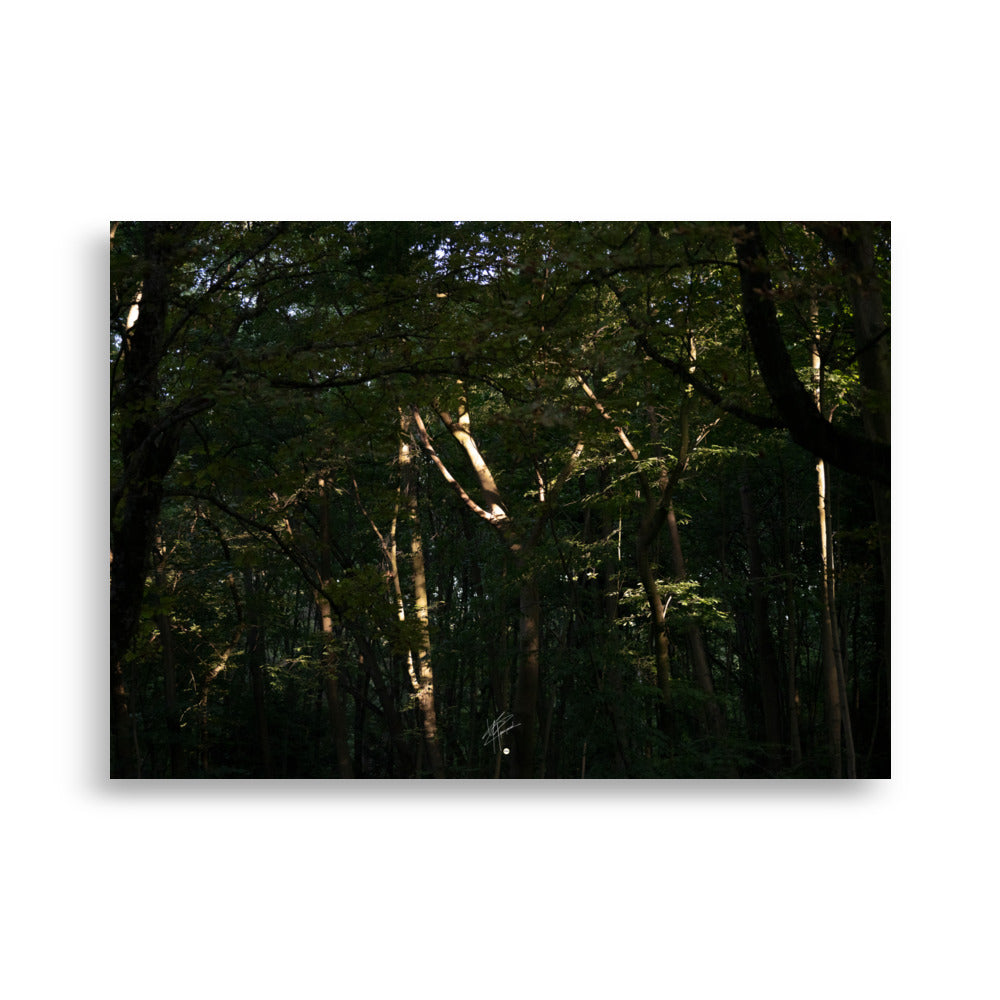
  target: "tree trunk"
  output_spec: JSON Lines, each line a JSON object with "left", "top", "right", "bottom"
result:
{"left": 110, "top": 221, "right": 203, "bottom": 777}
{"left": 316, "top": 595, "right": 354, "bottom": 778}
{"left": 810, "top": 329, "right": 855, "bottom": 778}
{"left": 110, "top": 223, "right": 173, "bottom": 777}
{"left": 825, "top": 483, "right": 857, "bottom": 778}
{"left": 820, "top": 222, "right": 890, "bottom": 776}
{"left": 816, "top": 457, "right": 843, "bottom": 778}
{"left": 400, "top": 414, "right": 446, "bottom": 778}
{"left": 511, "top": 570, "right": 541, "bottom": 778}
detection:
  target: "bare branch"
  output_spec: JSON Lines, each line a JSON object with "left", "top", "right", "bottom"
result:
{"left": 576, "top": 375, "right": 641, "bottom": 461}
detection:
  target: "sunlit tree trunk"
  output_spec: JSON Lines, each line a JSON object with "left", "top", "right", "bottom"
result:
{"left": 811, "top": 331, "right": 855, "bottom": 777}
{"left": 816, "top": 456, "right": 843, "bottom": 778}
{"left": 817, "top": 222, "right": 890, "bottom": 775}
{"left": 399, "top": 413, "right": 446, "bottom": 778}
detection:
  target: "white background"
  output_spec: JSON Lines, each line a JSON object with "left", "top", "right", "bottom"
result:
{"left": 4, "top": 3, "right": 996, "bottom": 997}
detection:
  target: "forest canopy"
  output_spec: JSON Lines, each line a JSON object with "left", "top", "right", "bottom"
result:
{"left": 110, "top": 221, "right": 890, "bottom": 779}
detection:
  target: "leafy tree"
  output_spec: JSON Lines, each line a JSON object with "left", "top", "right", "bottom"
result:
{"left": 110, "top": 221, "right": 890, "bottom": 778}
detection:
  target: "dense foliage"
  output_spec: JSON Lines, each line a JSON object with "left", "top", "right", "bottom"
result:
{"left": 110, "top": 221, "right": 890, "bottom": 778}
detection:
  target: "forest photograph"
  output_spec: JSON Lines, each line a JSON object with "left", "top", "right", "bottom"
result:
{"left": 18, "top": 0, "right": 1000, "bottom": 992}
{"left": 110, "top": 220, "right": 890, "bottom": 779}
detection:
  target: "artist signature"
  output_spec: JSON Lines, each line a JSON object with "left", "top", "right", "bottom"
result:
{"left": 482, "top": 712, "right": 520, "bottom": 755}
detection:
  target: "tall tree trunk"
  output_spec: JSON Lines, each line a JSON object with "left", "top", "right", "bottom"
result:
{"left": 110, "top": 223, "right": 173, "bottom": 778}
{"left": 811, "top": 330, "right": 855, "bottom": 778}
{"left": 399, "top": 413, "right": 446, "bottom": 778}
{"left": 317, "top": 596, "right": 354, "bottom": 778}
{"left": 824, "top": 482, "right": 857, "bottom": 777}
{"left": 110, "top": 222, "right": 204, "bottom": 777}
{"left": 509, "top": 569, "right": 541, "bottom": 778}
{"left": 816, "top": 457, "right": 843, "bottom": 778}
{"left": 820, "top": 222, "right": 891, "bottom": 775}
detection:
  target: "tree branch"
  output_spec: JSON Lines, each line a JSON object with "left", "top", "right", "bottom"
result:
{"left": 410, "top": 407, "right": 505, "bottom": 528}
{"left": 733, "top": 223, "right": 890, "bottom": 485}
{"left": 434, "top": 404, "right": 507, "bottom": 521}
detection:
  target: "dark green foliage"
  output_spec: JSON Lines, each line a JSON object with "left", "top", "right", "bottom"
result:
{"left": 111, "top": 221, "right": 889, "bottom": 778}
